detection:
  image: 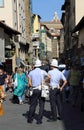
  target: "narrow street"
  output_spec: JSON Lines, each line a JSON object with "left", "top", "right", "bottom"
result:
{"left": 0, "top": 1, "right": 84, "bottom": 129}
{"left": 0, "top": 91, "right": 84, "bottom": 130}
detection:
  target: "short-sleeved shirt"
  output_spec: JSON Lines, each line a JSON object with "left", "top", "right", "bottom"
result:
{"left": 48, "top": 68, "right": 66, "bottom": 87}
{"left": 28, "top": 68, "right": 48, "bottom": 87}
{"left": 62, "top": 69, "right": 70, "bottom": 80}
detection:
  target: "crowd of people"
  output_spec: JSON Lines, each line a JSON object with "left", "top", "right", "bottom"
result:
{"left": 0, "top": 58, "right": 84, "bottom": 124}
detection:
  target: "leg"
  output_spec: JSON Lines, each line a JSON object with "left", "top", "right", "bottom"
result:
{"left": 28, "top": 89, "right": 39, "bottom": 123}
{"left": 56, "top": 93, "right": 62, "bottom": 119}
{"left": 72, "top": 86, "right": 79, "bottom": 106}
{"left": 37, "top": 96, "right": 45, "bottom": 124}
{"left": 49, "top": 89, "right": 57, "bottom": 120}
{"left": 18, "top": 96, "right": 23, "bottom": 104}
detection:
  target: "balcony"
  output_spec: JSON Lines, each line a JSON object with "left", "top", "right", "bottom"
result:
{"left": 33, "top": 41, "right": 40, "bottom": 48}
{"left": 31, "top": 33, "right": 40, "bottom": 40}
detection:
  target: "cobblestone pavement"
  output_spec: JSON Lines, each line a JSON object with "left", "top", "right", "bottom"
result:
{"left": 0, "top": 92, "right": 84, "bottom": 130}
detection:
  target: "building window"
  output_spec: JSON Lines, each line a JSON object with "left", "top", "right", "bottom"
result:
{"left": 0, "top": 0, "right": 4, "bottom": 7}
{"left": 49, "top": 28, "right": 55, "bottom": 33}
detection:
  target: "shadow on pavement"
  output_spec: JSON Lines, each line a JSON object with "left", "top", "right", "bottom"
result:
{"left": 62, "top": 102, "right": 84, "bottom": 130}
{"left": 21, "top": 95, "right": 84, "bottom": 129}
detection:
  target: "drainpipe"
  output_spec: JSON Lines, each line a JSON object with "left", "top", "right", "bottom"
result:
{"left": 16, "top": 0, "right": 20, "bottom": 60}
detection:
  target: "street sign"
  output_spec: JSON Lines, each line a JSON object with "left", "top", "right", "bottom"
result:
{"left": 32, "top": 33, "right": 40, "bottom": 39}
{"left": 33, "top": 41, "right": 39, "bottom": 48}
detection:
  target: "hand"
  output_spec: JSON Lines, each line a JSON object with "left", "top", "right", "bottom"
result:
{"left": 60, "top": 86, "right": 63, "bottom": 91}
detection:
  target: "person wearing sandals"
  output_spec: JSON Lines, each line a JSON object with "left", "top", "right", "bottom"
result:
{"left": 13, "top": 66, "right": 28, "bottom": 104}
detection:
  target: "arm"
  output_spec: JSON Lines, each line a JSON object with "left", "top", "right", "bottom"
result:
{"left": 28, "top": 77, "right": 32, "bottom": 87}
{"left": 60, "top": 79, "right": 67, "bottom": 91}
{"left": 45, "top": 74, "right": 50, "bottom": 82}
{"left": 60, "top": 73, "right": 67, "bottom": 91}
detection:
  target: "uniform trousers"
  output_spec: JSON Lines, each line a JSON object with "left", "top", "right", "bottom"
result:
{"left": 28, "top": 89, "right": 45, "bottom": 122}
{"left": 49, "top": 88, "right": 62, "bottom": 120}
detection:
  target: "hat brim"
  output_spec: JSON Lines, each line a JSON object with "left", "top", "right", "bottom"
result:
{"left": 50, "top": 64, "right": 58, "bottom": 67}
{"left": 35, "top": 65, "right": 41, "bottom": 67}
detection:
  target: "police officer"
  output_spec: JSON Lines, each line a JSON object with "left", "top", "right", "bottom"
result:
{"left": 27, "top": 59, "right": 50, "bottom": 124}
{"left": 48, "top": 59, "right": 67, "bottom": 121}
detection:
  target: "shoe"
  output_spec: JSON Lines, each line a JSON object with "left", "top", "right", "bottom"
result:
{"left": 36, "top": 121, "right": 42, "bottom": 124}
{"left": 57, "top": 116, "right": 61, "bottom": 120}
{"left": 47, "top": 118, "right": 57, "bottom": 122}
{"left": 19, "top": 101, "right": 23, "bottom": 105}
{"left": 27, "top": 119, "right": 33, "bottom": 123}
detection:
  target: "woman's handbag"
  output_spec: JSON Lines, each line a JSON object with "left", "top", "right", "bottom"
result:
{"left": 13, "top": 73, "right": 18, "bottom": 89}
{"left": 40, "top": 70, "right": 49, "bottom": 98}
{"left": 41, "top": 85, "right": 49, "bottom": 98}
{"left": 25, "top": 87, "right": 33, "bottom": 97}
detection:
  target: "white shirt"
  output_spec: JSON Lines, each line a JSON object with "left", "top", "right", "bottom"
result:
{"left": 62, "top": 69, "right": 70, "bottom": 80}
{"left": 28, "top": 68, "right": 48, "bottom": 87}
{"left": 48, "top": 68, "right": 66, "bottom": 88}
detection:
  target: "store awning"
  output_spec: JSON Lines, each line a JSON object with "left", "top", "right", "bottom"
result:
{"left": 71, "top": 16, "right": 84, "bottom": 33}
{"left": 0, "top": 21, "right": 21, "bottom": 35}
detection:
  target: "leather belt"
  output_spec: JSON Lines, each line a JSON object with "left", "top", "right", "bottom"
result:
{"left": 50, "top": 85, "right": 60, "bottom": 90}
{"left": 32, "top": 85, "right": 41, "bottom": 90}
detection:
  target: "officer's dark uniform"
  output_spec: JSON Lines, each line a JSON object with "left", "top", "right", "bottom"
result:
{"left": 28, "top": 60, "right": 49, "bottom": 124}
{"left": 48, "top": 59, "right": 67, "bottom": 121}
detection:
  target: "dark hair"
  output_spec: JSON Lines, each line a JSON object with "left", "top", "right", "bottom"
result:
{"left": 15, "top": 67, "right": 18, "bottom": 72}
{"left": 0, "top": 66, "right": 4, "bottom": 71}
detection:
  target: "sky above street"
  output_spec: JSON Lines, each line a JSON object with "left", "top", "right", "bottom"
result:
{"left": 32, "top": 0, "right": 64, "bottom": 21}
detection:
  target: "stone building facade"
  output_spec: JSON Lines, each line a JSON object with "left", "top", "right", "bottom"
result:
{"left": 61, "top": 0, "right": 84, "bottom": 63}
{"left": 72, "top": 17, "right": 84, "bottom": 66}
{"left": 24, "top": 0, "right": 33, "bottom": 64}
{"left": 0, "top": 0, "right": 32, "bottom": 70}
{"left": 41, "top": 12, "right": 63, "bottom": 60}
